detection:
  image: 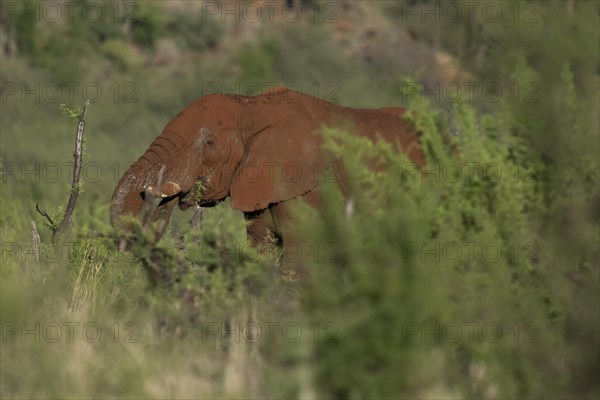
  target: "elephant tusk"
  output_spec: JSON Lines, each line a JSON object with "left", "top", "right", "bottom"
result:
{"left": 143, "top": 181, "right": 181, "bottom": 198}
{"left": 161, "top": 181, "right": 182, "bottom": 197}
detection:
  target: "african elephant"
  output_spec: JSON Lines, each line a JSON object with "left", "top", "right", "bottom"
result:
{"left": 110, "top": 86, "right": 424, "bottom": 247}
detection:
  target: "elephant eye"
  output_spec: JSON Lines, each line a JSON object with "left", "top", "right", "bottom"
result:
{"left": 195, "top": 136, "right": 215, "bottom": 148}
{"left": 197, "top": 127, "right": 215, "bottom": 148}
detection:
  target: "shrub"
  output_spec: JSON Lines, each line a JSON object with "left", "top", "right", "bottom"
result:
{"left": 294, "top": 86, "right": 597, "bottom": 397}
{"left": 129, "top": 2, "right": 166, "bottom": 49}
{"left": 166, "top": 11, "right": 223, "bottom": 52}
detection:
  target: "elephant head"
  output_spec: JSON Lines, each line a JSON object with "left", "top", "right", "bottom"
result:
{"left": 110, "top": 88, "right": 326, "bottom": 236}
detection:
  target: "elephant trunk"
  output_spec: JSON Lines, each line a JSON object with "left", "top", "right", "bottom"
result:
{"left": 110, "top": 135, "right": 191, "bottom": 231}
{"left": 110, "top": 164, "right": 146, "bottom": 227}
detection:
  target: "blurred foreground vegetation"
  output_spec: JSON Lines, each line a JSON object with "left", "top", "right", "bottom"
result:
{"left": 1, "top": 1, "right": 598, "bottom": 398}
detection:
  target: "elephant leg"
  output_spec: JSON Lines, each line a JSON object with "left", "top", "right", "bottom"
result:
{"left": 244, "top": 193, "right": 319, "bottom": 279}
{"left": 244, "top": 209, "right": 282, "bottom": 248}
{"left": 268, "top": 193, "right": 323, "bottom": 280}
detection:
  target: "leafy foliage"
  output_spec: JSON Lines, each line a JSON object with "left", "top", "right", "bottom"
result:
{"left": 305, "top": 98, "right": 566, "bottom": 396}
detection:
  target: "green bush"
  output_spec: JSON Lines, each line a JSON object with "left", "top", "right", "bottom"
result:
{"left": 129, "top": 2, "right": 166, "bottom": 49}
{"left": 166, "top": 11, "right": 223, "bottom": 52}
{"left": 293, "top": 80, "right": 597, "bottom": 397}
{"left": 100, "top": 38, "right": 141, "bottom": 71}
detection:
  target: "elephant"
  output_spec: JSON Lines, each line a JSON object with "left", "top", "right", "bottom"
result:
{"left": 110, "top": 86, "right": 424, "bottom": 249}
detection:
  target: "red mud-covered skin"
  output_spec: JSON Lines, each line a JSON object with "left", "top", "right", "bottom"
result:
{"left": 111, "top": 86, "right": 424, "bottom": 244}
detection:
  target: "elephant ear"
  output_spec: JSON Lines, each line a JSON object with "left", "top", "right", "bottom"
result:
{"left": 230, "top": 118, "right": 322, "bottom": 212}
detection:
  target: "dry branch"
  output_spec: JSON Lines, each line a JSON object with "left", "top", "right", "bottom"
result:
{"left": 36, "top": 100, "right": 90, "bottom": 242}
{"left": 35, "top": 202, "right": 55, "bottom": 228}
{"left": 129, "top": 164, "right": 188, "bottom": 287}
{"left": 190, "top": 205, "right": 204, "bottom": 229}
{"left": 54, "top": 99, "right": 90, "bottom": 240}
{"left": 141, "top": 164, "right": 166, "bottom": 228}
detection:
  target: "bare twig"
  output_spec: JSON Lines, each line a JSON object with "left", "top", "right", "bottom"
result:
{"left": 53, "top": 99, "right": 90, "bottom": 241}
{"left": 141, "top": 164, "right": 166, "bottom": 228}
{"left": 31, "top": 221, "right": 41, "bottom": 262}
{"left": 190, "top": 205, "right": 204, "bottom": 229}
{"left": 154, "top": 219, "right": 168, "bottom": 243}
{"left": 345, "top": 198, "right": 354, "bottom": 220}
{"left": 35, "top": 202, "right": 55, "bottom": 228}
{"left": 189, "top": 205, "right": 204, "bottom": 245}
{"left": 134, "top": 164, "right": 190, "bottom": 288}
{"left": 36, "top": 100, "right": 90, "bottom": 242}
{"left": 118, "top": 238, "right": 128, "bottom": 253}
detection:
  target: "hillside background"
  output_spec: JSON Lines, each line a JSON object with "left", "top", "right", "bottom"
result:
{"left": 1, "top": 1, "right": 599, "bottom": 398}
